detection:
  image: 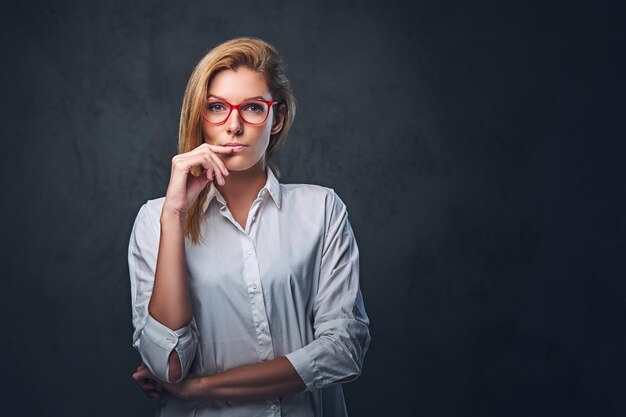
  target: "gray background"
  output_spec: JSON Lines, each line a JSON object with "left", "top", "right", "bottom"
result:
{"left": 1, "top": 0, "right": 625, "bottom": 416}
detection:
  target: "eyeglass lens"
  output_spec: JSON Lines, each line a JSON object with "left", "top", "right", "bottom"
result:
{"left": 204, "top": 101, "right": 270, "bottom": 124}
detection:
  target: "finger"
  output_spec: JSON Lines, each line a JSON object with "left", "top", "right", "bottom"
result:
{"left": 205, "top": 144, "right": 236, "bottom": 154}
{"left": 174, "top": 151, "right": 206, "bottom": 178}
{"left": 171, "top": 154, "right": 217, "bottom": 190}
{"left": 133, "top": 368, "right": 153, "bottom": 381}
{"left": 134, "top": 375, "right": 158, "bottom": 387}
{"left": 169, "top": 156, "right": 195, "bottom": 196}
{"left": 207, "top": 151, "right": 229, "bottom": 177}
{"left": 202, "top": 155, "right": 224, "bottom": 185}
{"left": 173, "top": 153, "right": 213, "bottom": 175}
{"left": 134, "top": 378, "right": 162, "bottom": 399}
{"left": 143, "top": 388, "right": 162, "bottom": 399}
{"left": 205, "top": 166, "right": 214, "bottom": 182}
{"left": 138, "top": 380, "right": 159, "bottom": 391}
{"left": 181, "top": 145, "right": 231, "bottom": 179}
{"left": 208, "top": 158, "right": 225, "bottom": 186}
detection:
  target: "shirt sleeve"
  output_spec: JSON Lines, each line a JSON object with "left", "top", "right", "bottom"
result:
{"left": 285, "top": 191, "right": 371, "bottom": 391}
{"left": 128, "top": 203, "right": 199, "bottom": 383}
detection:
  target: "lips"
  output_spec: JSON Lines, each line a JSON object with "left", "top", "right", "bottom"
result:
{"left": 223, "top": 142, "right": 247, "bottom": 152}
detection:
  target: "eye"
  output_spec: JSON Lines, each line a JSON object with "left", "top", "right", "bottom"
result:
{"left": 241, "top": 102, "right": 265, "bottom": 113}
{"left": 207, "top": 102, "right": 227, "bottom": 112}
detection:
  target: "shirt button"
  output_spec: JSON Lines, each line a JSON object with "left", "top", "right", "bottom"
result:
{"left": 271, "top": 405, "right": 278, "bottom": 411}
{"left": 252, "top": 284, "right": 257, "bottom": 290}
{"left": 247, "top": 249, "right": 253, "bottom": 255}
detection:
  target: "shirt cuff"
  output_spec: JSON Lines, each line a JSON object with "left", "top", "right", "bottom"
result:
{"left": 138, "top": 313, "right": 197, "bottom": 383}
{"left": 285, "top": 345, "right": 325, "bottom": 391}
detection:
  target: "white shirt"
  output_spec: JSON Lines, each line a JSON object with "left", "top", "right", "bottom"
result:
{"left": 128, "top": 167, "right": 370, "bottom": 417}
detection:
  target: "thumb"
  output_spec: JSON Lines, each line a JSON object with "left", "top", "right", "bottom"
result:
{"left": 133, "top": 366, "right": 152, "bottom": 380}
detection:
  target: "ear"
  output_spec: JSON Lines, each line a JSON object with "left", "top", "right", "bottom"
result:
{"left": 270, "top": 104, "right": 286, "bottom": 135}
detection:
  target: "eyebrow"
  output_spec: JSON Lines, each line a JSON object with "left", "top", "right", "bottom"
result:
{"left": 207, "top": 94, "right": 269, "bottom": 101}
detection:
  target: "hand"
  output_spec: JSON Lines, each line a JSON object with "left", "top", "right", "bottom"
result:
{"left": 132, "top": 362, "right": 162, "bottom": 400}
{"left": 158, "top": 374, "right": 204, "bottom": 401}
{"left": 163, "top": 143, "right": 235, "bottom": 218}
{"left": 132, "top": 361, "right": 204, "bottom": 401}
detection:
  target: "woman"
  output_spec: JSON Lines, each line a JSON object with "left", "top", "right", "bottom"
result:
{"left": 128, "top": 37, "right": 370, "bottom": 416}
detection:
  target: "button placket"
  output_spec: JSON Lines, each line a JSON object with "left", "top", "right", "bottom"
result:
{"left": 240, "top": 235, "right": 273, "bottom": 360}
{"left": 244, "top": 196, "right": 264, "bottom": 234}
{"left": 241, "top": 235, "right": 273, "bottom": 360}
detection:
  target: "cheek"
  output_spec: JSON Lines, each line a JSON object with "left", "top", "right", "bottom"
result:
{"left": 202, "top": 125, "right": 217, "bottom": 144}
{"left": 255, "top": 132, "right": 271, "bottom": 153}
{"left": 247, "top": 124, "right": 271, "bottom": 146}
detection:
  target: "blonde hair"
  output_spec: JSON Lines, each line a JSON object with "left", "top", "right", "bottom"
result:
{"left": 179, "top": 37, "right": 296, "bottom": 244}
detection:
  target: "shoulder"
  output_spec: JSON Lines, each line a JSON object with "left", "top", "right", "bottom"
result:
{"left": 281, "top": 183, "right": 346, "bottom": 210}
{"left": 279, "top": 183, "right": 349, "bottom": 230}
{"left": 143, "top": 197, "right": 166, "bottom": 218}
{"left": 131, "top": 197, "right": 166, "bottom": 236}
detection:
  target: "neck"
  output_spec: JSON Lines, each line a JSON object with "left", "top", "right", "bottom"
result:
{"left": 216, "top": 158, "right": 268, "bottom": 210}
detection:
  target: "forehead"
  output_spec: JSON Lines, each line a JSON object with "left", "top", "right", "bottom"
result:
{"left": 207, "top": 68, "right": 271, "bottom": 100}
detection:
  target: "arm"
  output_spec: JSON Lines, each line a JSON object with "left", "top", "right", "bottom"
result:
{"left": 164, "top": 357, "right": 306, "bottom": 401}
{"left": 133, "top": 190, "right": 369, "bottom": 399}
{"left": 196, "top": 357, "right": 305, "bottom": 400}
{"left": 129, "top": 144, "right": 233, "bottom": 384}
{"left": 128, "top": 204, "right": 199, "bottom": 383}
{"left": 149, "top": 191, "right": 370, "bottom": 400}
{"left": 284, "top": 191, "right": 371, "bottom": 391}
{"left": 149, "top": 212, "right": 191, "bottom": 329}
{"left": 147, "top": 211, "right": 192, "bottom": 382}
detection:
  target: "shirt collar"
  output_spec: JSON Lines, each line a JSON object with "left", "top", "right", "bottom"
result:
{"left": 202, "top": 166, "right": 282, "bottom": 213}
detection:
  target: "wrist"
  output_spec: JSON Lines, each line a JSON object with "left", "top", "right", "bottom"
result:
{"left": 187, "top": 375, "right": 214, "bottom": 401}
{"left": 160, "top": 208, "right": 186, "bottom": 227}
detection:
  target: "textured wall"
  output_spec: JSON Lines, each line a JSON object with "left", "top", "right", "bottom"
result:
{"left": 1, "top": 1, "right": 625, "bottom": 416}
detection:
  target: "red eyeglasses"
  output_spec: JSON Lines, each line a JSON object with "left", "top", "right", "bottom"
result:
{"left": 202, "top": 99, "right": 280, "bottom": 125}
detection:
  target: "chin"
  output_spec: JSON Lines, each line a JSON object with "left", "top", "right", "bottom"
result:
{"left": 224, "top": 156, "right": 264, "bottom": 172}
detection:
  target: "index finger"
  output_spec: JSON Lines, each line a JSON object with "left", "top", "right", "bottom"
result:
{"left": 204, "top": 144, "right": 236, "bottom": 154}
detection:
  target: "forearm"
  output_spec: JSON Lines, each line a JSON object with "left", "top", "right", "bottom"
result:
{"left": 189, "top": 357, "right": 306, "bottom": 401}
{"left": 148, "top": 211, "right": 193, "bottom": 329}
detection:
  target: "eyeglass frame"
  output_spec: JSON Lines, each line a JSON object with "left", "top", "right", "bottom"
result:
{"left": 202, "top": 98, "right": 281, "bottom": 126}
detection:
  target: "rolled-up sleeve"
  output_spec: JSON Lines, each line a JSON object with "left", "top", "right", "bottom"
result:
{"left": 128, "top": 202, "right": 199, "bottom": 383}
{"left": 286, "top": 192, "right": 371, "bottom": 391}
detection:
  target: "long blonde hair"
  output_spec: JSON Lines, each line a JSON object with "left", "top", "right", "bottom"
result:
{"left": 179, "top": 37, "right": 296, "bottom": 244}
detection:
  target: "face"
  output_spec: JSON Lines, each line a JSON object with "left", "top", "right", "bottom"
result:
{"left": 202, "top": 67, "right": 284, "bottom": 172}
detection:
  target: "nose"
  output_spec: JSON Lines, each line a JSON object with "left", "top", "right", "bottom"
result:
{"left": 226, "top": 107, "right": 244, "bottom": 135}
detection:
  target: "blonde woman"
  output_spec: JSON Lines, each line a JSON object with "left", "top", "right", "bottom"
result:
{"left": 129, "top": 37, "right": 370, "bottom": 416}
